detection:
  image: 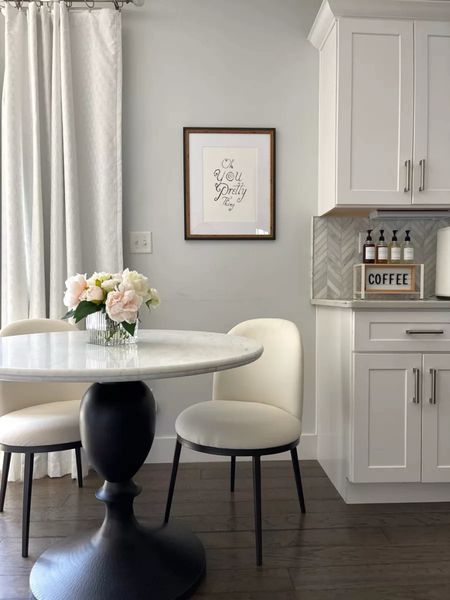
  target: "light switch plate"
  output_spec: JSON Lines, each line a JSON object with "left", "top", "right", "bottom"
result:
{"left": 130, "top": 231, "right": 152, "bottom": 254}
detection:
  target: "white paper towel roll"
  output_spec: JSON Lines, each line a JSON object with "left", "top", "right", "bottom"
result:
{"left": 436, "top": 226, "right": 450, "bottom": 298}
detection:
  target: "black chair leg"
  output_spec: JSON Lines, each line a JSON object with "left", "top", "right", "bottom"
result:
{"left": 164, "top": 440, "right": 182, "bottom": 523}
{"left": 75, "top": 447, "right": 83, "bottom": 488}
{"left": 252, "top": 456, "right": 262, "bottom": 566}
{"left": 291, "top": 447, "right": 306, "bottom": 514}
{"left": 0, "top": 451, "right": 12, "bottom": 512}
{"left": 22, "top": 453, "right": 34, "bottom": 558}
{"left": 230, "top": 456, "right": 236, "bottom": 493}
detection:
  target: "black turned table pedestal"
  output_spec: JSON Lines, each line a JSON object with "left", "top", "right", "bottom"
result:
{"left": 30, "top": 382, "right": 206, "bottom": 600}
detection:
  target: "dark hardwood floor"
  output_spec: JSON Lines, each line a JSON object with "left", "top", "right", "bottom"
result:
{"left": 1, "top": 459, "right": 450, "bottom": 599}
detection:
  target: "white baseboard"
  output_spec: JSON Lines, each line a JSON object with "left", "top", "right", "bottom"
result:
{"left": 145, "top": 433, "right": 317, "bottom": 464}
{"left": 345, "top": 480, "right": 450, "bottom": 504}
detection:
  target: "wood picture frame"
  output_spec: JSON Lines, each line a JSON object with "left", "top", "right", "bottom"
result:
{"left": 183, "top": 127, "right": 276, "bottom": 240}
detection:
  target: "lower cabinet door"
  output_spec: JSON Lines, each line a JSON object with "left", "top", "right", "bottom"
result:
{"left": 422, "top": 354, "right": 450, "bottom": 482}
{"left": 351, "top": 353, "right": 422, "bottom": 483}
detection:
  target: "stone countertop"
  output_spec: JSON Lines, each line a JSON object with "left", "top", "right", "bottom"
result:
{"left": 311, "top": 298, "right": 450, "bottom": 309}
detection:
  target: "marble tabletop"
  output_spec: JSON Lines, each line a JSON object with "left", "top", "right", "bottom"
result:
{"left": 0, "top": 330, "right": 263, "bottom": 383}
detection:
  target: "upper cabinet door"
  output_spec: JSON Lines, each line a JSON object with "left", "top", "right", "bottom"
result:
{"left": 337, "top": 19, "right": 414, "bottom": 206}
{"left": 413, "top": 22, "right": 450, "bottom": 205}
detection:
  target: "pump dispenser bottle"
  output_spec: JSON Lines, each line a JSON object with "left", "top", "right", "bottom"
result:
{"left": 376, "top": 230, "right": 388, "bottom": 264}
{"left": 403, "top": 230, "right": 414, "bottom": 263}
{"left": 363, "top": 230, "right": 375, "bottom": 264}
{"left": 389, "top": 230, "right": 401, "bottom": 263}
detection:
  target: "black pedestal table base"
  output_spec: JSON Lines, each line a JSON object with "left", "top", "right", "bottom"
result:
{"left": 30, "top": 381, "right": 206, "bottom": 600}
{"left": 30, "top": 521, "right": 205, "bottom": 600}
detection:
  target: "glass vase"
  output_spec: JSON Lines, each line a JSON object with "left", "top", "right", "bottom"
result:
{"left": 86, "top": 311, "right": 138, "bottom": 346}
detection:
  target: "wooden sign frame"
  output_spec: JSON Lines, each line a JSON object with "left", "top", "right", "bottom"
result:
{"left": 353, "top": 264, "right": 424, "bottom": 300}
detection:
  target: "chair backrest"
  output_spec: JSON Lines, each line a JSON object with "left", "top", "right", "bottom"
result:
{"left": 212, "top": 318, "right": 303, "bottom": 421}
{"left": 0, "top": 318, "right": 89, "bottom": 417}
{"left": 1, "top": 318, "right": 77, "bottom": 337}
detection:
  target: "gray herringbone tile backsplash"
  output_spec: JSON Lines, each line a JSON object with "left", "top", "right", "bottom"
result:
{"left": 312, "top": 217, "right": 450, "bottom": 299}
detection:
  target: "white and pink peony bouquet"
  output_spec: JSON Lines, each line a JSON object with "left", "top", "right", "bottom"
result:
{"left": 63, "top": 269, "right": 160, "bottom": 336}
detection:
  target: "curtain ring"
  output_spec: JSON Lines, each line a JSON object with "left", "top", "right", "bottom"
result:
{"left": 84, "top": 0, "right": 95, "bottom": 8}
{"left": 113, "top": 0, "right": 121, "bottom": 11}
{"left": 65, "top": 0, "right": 73, "bottom": 8}
{"left": 15, "top": 0, "right": 22, "bottom": 10}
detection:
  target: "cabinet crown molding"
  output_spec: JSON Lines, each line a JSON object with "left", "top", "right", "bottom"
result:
{"left": 309, "top": 0, "right": 450, "bottom": 48}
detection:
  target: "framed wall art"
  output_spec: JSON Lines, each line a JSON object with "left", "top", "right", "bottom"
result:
{"left": 183, "top": 127, "right": 276, "bottom": 240}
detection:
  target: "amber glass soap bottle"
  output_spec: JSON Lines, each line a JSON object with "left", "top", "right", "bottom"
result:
{"left": 363, "top": 230, "right": 375, "bottom": 264}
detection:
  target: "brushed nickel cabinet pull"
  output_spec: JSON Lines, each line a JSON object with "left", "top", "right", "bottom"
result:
{"left": 406, "top": 329, "right": 444, "bottom": 335}
{"left": 404, "top": 159, "right": 411, "bottom": 193}
{"left": 419, "top": 158, "right": 426, "bottom": 192}
{"left": 413, "top": 368, "right": 421, "bottom": 404}
{"left": 429, "top": 368, "right": 437, "bottom": 405}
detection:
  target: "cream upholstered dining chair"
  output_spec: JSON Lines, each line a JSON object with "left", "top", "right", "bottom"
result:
{"left": 0, "top": 318, "right": 87, "bottom": 558}
{"left": 164, "top": 318, "right": 306, "bottom": 566}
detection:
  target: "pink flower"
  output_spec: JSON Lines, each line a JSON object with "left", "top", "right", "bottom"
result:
{"left": 63, "top": 274, "right": 88, "bottom": 310}
{"left": 105, "top": 289, "right": 142, "bottom": 323}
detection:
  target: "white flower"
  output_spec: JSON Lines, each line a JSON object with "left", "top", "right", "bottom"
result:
{"left": 120, "top": 268, "right": 150, "bottom": 299}
{"left": 85, "top": 285, "right": 104, "bottom": 304}
{"left": 101, "top": 276, "right": 122, "bottom": 293}
{"left": 105, "top": 289, "right": 143, "bottom": 323}
{"left": 147, "top": 288, "right": 161, "bottom": 307}
{"left": 87, "top": 272, "right": 112, "bottom": 287}
{"left": 63, "top": 274, "right": 88, "bottom": 310}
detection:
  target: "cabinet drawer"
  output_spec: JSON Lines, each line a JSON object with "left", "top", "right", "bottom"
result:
{"left": 354, "top": 311, "right": 450, "bottom": 352}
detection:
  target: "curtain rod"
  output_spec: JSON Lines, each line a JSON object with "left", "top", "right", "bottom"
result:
{"left": 0, "top": 0, "right": 145, "bottom": 7}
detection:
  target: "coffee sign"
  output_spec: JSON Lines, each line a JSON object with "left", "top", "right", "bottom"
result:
{"left": 365, "top": 265, "right": 415, "bottom": 292}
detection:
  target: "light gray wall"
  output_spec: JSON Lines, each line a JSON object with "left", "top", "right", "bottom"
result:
{"left": 0, "top": 22, "right": 3, "bottom": 77}
{"left": 122, "top": 0, "right": 320, "bottom": 460}
{"left": 0, "top": 17, "right": 3, "bottom": 279}
{"left": 0, "top": 18, "right": 3, "bottom": 177}
{"left": 0, "top": 0, "right": 320, "bottom": 461}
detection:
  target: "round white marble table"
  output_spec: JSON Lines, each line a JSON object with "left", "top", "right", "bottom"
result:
{"left": 0, "top": 330, "right": 263, "bottom": 600}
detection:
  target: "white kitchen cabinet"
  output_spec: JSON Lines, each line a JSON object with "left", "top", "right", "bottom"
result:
{"left": 337, "top": 19, "right": 414, "bottom": 208}
{"left": 422, "top": 354, "right": 450, "bottom": 482}
{"left": 352, "top": 353, "right": 422, "bottom": 483}
{"left": 315, "top": 303, "right": 450, "bottom": 503}
{"left": 413, "top": 22, "right": 450, "bottom": 205}
{"left": 309, "top": 1, "right": 450, "bottom": 215}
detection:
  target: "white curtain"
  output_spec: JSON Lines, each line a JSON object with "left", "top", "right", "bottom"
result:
{"left": 0, "top": 2, "right": 123, "bottom": 479}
